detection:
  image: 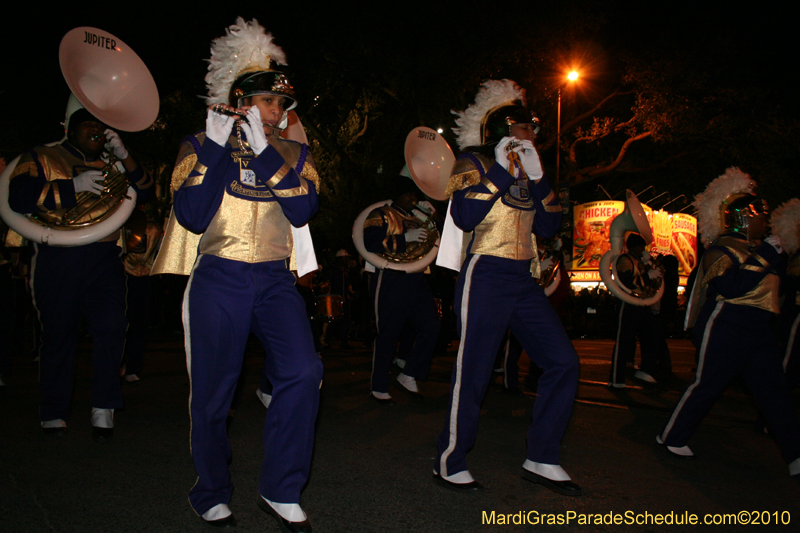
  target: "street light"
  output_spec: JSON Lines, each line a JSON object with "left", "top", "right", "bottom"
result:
{"left": 556, "top": 70, "right": 579, "bottom": 186}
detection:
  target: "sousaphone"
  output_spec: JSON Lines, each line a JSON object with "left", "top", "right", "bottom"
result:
{"left": 352, "top": 127, "right": 454, "bottom": 273}
{"left": 0, "top": 27, "right": 159, "bottom": 246}
{"left": 599, "top": 190, "right": 664, "bottom": 306}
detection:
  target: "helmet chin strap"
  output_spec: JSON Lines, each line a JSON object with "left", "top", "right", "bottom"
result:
{"left": 262, "top": 111, "right": 289, "bottom": 133}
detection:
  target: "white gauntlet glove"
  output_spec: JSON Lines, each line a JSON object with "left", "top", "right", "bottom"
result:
{"left": 239, "top": 107, "right": 269, "bottom": 156}
{"left": 206, "top": 108, "right": 236, "bottom": 147}
{"left": 404, "top": 228, "right": 428, "bottom": 243}
{"left": 103, "top": 129, "right": 128, "bottom": 160}
{"left": 518, "top": 140, "right": 543, "bottom": 181}
{"left": 73, "top": 170, "right": 106, "bottom": 195}
{"left": 412, "top": 200, "right": 436, "bottom": 221}
{"left": 494, "top": 136, "right": 519, "bottom": 171}
{"left": 648, "top": 269, "right": 664, "bottom": 280}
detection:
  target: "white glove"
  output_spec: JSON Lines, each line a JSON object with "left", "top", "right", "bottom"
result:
{"left": 642, "top": 251, "right": 652, "bottom": 264}
{"left": 239, "top": 107, "right": 269, "bottom": 156}
{"left": 494, "top": 136, "right": 520, "bottom": 171}
{"left": 73, "top": 169, "right": 106, "bottom": 195}
{"left": 518, "top": 140, "right": 543, "bottom": 181}
{"left": 103, "top": 129, "right": 128, "bottom": 160}
{"left": 765, "top": 235, "right": 784, "bottom": 254}
{"left": 404, "top": 228, "right": 428, "bottom": 243}
{"left": 648, "top": 269, "right": 664, "bottom": 280}
{"left": 416, "top": 200, "right": 435, "bottom": 214}
{"left": 540, "top": 257, "right": 555, "bottom": 271}
{"left": 206, "top": 108, "right": 236, "bottom": 147}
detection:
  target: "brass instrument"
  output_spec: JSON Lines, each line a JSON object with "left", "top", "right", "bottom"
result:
{"left": 31, "top": 156, "right": 131, "bottom": 229}
{"left": 599, "top": 190, "right": 664, "bottom": 306}
{"left": 0, "top": 26, "right": 159, "bottom": 247}
{"left": 536, "top": 249, "right": 562, "bottom": 297}
{"left": 352, "top": 127, "right": 454, "bottom": 273}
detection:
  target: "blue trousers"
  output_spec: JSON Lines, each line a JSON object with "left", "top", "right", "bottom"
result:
{"left": 370, "top": 270, "right": 440, "bottom": 393}
{"left": 185, "top": 255, "right": 322, "bottom": 515}
{"left": 661, "top": 301, "right": 800, "bottom": 464}
{"left": 32, "top": 242, "right": 127, "bottom": 422}
{"left": 436, "top": 255, "right": 578, "bottom": 477}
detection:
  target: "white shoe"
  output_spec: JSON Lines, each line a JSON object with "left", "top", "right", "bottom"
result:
{"left": 656, "top": 435, "right": 694, "bottom": 458}
{"left": 202, "top": 503, "right": 232, "bottom": 521}
{"left": 124, "top": 374, "right": 140, "bottom": 382}
{"left": 634, "top": 370, "right": 657, "bottom": 383}
{"left": 41, "top": 419, "right": 67, "bottom": 429}
{"left": 396, "top": 372, "right": 419, "bottom": 393}
{"left": 260, "top": 497, "right": 307, "bottom": 522}
{"left": 256, "top": 388, "right": 272, "bottom": 409}
{"left": 91, "top": 408, "right": 114, "bottom": 429}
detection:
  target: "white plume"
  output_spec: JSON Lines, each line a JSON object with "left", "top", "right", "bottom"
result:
{"left": 452, "top": 80, "right": 525, "bottom": 150}
{"left": 205, "top": 17, "right": 287, "bottom": 106}
{"left": 771, "top": 198, "right": 800, "bottom": 255}
{"left": 693, "top": 167, "right": 756, "bottom": 247}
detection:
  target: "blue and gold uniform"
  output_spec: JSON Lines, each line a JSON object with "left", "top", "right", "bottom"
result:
{"left": 8, "top": 140, "right": 153, "bottom": 425}
{"left": 660, "top": 234, "right": 800, "bottom": 469}
{"left": 364, "top": 203, "right": 440, "bottom": 395}
{"left": 435, "top": 151, "right": 579, "bottom": 479}
{"left": 154, "top": 127, "right": 322, "bottom": 516}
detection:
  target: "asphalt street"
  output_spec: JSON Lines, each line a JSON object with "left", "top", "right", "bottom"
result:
{"left": 2, "top": 334, "right": 799, "bottom": 532}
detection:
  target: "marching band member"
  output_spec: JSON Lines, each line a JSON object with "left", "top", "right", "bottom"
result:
{"left": 434, "top": 80, "right": 581, "bottom": 495}
{"left": 608, "top": 233, "right": 667, "bottom": 387}
{"left": 659, "top": 169, "right": 800, "bottom": 479}
{"left": 364, "top": 178, "right": 441, "bottom": 403}
{"left": 8, "top": 104, "right": 153, "bottom": 440}
{"left": 772, "top": 199, "right": 800, "bottom": 392}
{"left": 151, "top": 18, "right": 321, "bottom": 530}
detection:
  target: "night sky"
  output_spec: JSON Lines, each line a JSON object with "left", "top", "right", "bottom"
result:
{"left": 2, "top": 2, "right": 798, "bottom": 202}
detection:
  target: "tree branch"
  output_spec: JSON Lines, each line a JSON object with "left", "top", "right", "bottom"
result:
{"left": 571, "top": 131, "right": 652, "bottom": 185}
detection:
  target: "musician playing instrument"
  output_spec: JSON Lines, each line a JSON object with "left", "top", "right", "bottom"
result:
{"left": 364, "top": 178, "right": 442, "bottom": 403}
{"left": 608, "top": 233, "right": 668, "bottom": 387}
{"left": 7, "top": 106, "right": 153, "bottom": 439}
{"left": 434, "top": 80, "right": 581, "bottom": 496}
{"left": 151, "top": 18, "right": 321, "bottom": 530}
{"left": 659, "top": 169, "right": 800, "bottom": 478}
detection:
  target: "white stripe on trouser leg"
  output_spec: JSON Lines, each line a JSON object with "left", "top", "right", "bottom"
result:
{"left": 784, "top": 313, "right": 800, "bottom": 371}
{"left": 370, "top": 269, "right": 384, "bottom": 386}
{"left": 184, "top": 255, "right": 203, "bottom": 459}
{"left": 661, "top": 301, "right": 723, "bottom": 441}
{"left": 502, "top": 337, "right": 511, "bottom": 389}
{"left": 440, "top": 255, "right": 479, "bottom": 477}
{"left": 611, "top": 302, "right": 626, "bottom": 383}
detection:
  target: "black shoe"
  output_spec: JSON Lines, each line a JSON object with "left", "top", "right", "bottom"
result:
{"left": 257, "top": 497, "right": 312, "bottom": 533}
{"left": 521, "top": 469, "right": 582, "bottom": 497}
{"left": 433, "top": 472, "right": 483, "bottom": 492}
{"left": 204, "top": 514, "right": 237, "bottom": 529}
{"left": 43, "top": 426, "right": 68, "bottom": 437}
{"left": 92, "top": 426, "right": 114, "bottom": 441}
{"left": 369, "top": 394, "right": 395, "bottom": 406}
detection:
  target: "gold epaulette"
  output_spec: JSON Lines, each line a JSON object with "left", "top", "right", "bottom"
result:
{"left": 170, "top": 134, "right": 206, "bottom": 195}
{"left": 445, "top": 154, "right": 491, "bottom": 198}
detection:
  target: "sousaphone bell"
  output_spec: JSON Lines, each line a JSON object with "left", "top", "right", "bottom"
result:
{"left": 0, "top": 27, "right": 159, "bottom": 246}
{"left": 598, "top": 190, "right": 664, "bottom": 306}
{"left": 352, "top": 127, "right": 454, "bottom": 273}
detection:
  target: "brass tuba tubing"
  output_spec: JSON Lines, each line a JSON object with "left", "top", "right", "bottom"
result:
{"left": 64, "top": 156, "right": 130, "bottom": 224}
